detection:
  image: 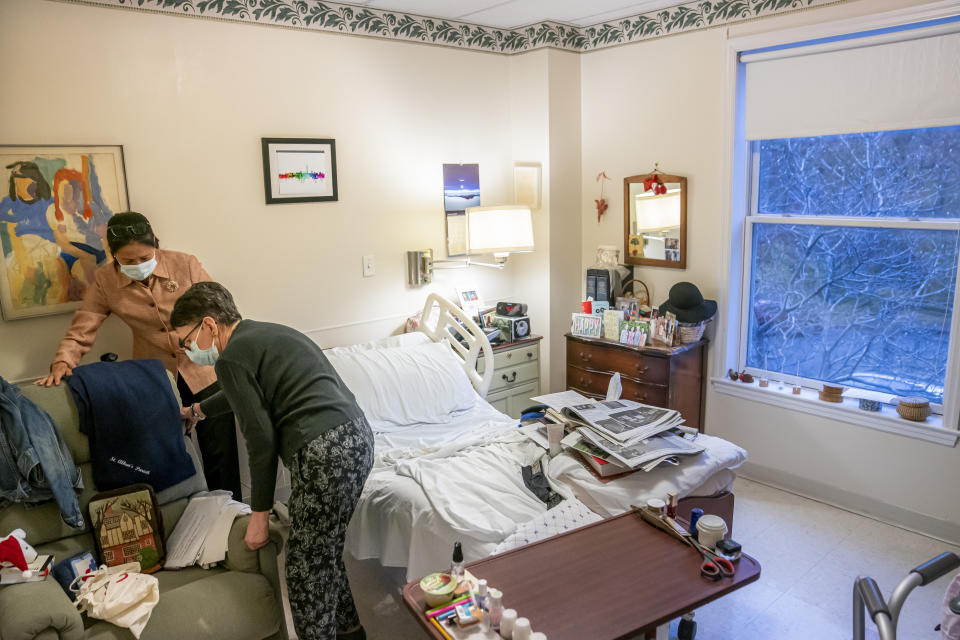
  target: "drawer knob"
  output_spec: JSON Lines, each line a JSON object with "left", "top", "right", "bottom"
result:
{"left": 507, "top": 353, "right": 512, "bottom": 359}
{"left": 502, "top": 372, "right": 518, "bottom": 383}
{"left": 633, "top": 391, "right": 648, "bottom": 401}
{"left": 578, "top": 351, "right": 592, "bottom": 362}
{"left": 636, "top": 364, "right": 649, "bottom": 375}
{"left": 526, "top": 352, "right": 533, "bottom": 359}
{"left": 579, "top": 376, "right": 587, "bottom": 385}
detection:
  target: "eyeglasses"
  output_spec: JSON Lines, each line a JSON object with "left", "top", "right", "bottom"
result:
{"left": 107, "top": 223, "right": 152, "bottom": 239}
{"left": 178, "top": 321, "right": 203, "bottom": 349}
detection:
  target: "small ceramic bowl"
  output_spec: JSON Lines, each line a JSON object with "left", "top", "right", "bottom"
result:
{"left": 420, "top": 572, "right": 457, "bottom": 607}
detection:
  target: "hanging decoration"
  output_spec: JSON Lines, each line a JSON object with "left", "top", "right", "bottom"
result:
{"left": 595, "top": 171, "right": 610, "bottom": 222}
{"left": 643, "top": 163, "right": 667, "bottom": 195}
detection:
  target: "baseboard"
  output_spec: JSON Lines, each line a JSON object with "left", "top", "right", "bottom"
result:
{"left": 738, "top": 461, "right": 960, "bottom": 546}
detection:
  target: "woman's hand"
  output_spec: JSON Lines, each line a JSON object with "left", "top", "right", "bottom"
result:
{"left": 245, "top": 511, "right": 270, "bottom": 551}
{"left": 180, "top": 406, "right": 199, "bottom": 434}
{"left": 35, "top": 362, "right": 73, "bottom": 387}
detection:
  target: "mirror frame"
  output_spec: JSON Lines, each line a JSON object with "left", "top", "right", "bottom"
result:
{"left": 623, "top": 173, "right": 687, "bottom": 269}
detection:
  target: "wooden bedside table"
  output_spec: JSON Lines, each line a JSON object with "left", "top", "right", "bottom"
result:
{"left": 477, "top": 335, "right": 542, "bottom": 418}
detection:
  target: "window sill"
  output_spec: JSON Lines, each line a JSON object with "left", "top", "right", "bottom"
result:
{"left": 711, "top": 377, "right": 958, "bottom": 447}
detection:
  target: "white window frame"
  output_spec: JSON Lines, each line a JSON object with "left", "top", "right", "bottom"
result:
{"left": 714, "top": 2, "right": 960, "bottom": 447}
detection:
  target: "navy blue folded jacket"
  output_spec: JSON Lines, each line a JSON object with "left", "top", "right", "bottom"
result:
{"left": 67, "top": 359, "right": 195, "bottom": 492}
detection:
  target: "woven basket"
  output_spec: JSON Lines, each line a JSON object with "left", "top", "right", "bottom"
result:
{"left": 896, "top": 397, "right": 931, "bottom": 422}
{"left": 677, "top": 322, "right": 706, "bottom": 344}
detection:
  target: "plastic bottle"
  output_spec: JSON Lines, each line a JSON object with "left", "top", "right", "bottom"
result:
{"left": 689, "top": 508, "right": 704, "bottom": 540}
{"left": 476, "top": 578, "right": 488, "bottom": 610}
{"left": 529, "top": 633, "right": 548, "bottom": 640}
{"left": 486, "top": 588, "right": 503, "bottom": 632}
{"left": 499, "top": 609, "right": 517, "bottom": 638}
{"left": 451, "top": 541, "right": 464, "bottom": 582}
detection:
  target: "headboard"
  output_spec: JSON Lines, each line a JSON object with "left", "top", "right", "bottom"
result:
{"left": 418, "top": 293, "right": 494, "bottom": 398}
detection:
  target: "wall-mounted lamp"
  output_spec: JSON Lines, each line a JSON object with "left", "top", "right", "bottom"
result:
{"left": 407, "top": 205, "right": 534, "bottom": 285}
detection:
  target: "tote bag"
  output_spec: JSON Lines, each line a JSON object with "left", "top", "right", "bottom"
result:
{"left": 71, "top": 562, "right": 159, "bottom": 639}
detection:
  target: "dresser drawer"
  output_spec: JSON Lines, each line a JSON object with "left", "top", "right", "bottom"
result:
{"left": 488, "top": 361, "right": 539, "bottom": 393}
{"left": 566, "top": 365, "right": 667, "bottom": 407}
{"left": 478, "top": 342, "right": 539, "bottom": 374}
{"left": 566, "top": 340, "right": 669, "bottom": 384}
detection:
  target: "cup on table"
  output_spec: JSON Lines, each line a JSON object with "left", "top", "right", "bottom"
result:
{"left": 500, "top": 609, "right": 517, "bottom": 638}
{"left": 513, "top": 617, "right": 531, "bottom": 640}
{"left": 696, "top": 514, "right": 728, "bottom": 551}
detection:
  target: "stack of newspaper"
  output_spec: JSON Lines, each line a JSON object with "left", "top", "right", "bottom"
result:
{"left": 559, "top": 399, "right": 704, "bottom": 474}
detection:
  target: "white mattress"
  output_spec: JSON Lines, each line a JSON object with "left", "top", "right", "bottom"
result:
{"left": 345, "top": 399, "right": 747, "bottom": 581}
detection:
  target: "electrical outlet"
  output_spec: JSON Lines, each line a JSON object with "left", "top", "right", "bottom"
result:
{"left": 362, "top": 254, "right": 376, "bottom": 277}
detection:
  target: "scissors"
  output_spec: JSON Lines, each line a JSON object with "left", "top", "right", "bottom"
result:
{"left": 690, "top": 538, "right": 735, "bottom": 581}
{"left": 631, "top": 505, "right": 735, "bottom": 580}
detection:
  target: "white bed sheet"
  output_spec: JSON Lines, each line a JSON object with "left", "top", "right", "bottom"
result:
{"left": 346, "top": 397, "right": 747, "bottom": 581}
{"left": 546, "top": 433, "right": 747, "bottom": 517}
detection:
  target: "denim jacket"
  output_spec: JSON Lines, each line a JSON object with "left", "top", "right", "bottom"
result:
{"left": 0, "top": 377, "right": 84, "bottom": 528}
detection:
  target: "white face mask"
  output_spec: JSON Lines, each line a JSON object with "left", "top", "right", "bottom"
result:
{"left": 185, "top": 325, "right": 219, "bottom": 366}
{"left": 119, "top": 255, "right": 157, "bottom": 281}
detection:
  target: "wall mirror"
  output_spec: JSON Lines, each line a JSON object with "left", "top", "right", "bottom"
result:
{"left": 623, "top": 173, "right": 687, "bottom": 269}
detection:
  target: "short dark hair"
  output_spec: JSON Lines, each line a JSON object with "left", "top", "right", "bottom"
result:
{"left": 171, "top": 281, "right": 242, "bottom": 328}
{"left": 107, "top": 211, "right": 159, "bottom": 254}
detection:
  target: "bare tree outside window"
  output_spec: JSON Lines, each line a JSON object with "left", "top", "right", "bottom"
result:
{"left": 746, "top": 126, "right": 960, "bottom": 404}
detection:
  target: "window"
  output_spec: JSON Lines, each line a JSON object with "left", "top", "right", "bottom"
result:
{"left": 743, "top": 126, "right": 960, "bottom": 409}
{"left": 730, "top": 19, "right": 960, "bottom": 433}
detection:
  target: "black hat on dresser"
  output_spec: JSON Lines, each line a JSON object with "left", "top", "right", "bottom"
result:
{"left": 658, "top": 282, "right": 717, "bottom": 324}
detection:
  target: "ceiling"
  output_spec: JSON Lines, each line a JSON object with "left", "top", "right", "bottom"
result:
{"left": 350, "top": 0, "right": 686, "bottom": 29}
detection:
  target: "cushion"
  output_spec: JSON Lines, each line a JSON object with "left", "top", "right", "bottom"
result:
{"left": 83, "top": 570, "right": 279, "bottom": 640}
{"left": 0, "top": 577, "right": 84, "bottom": 640}
{"left": 326, "top": 340, "right": 476, "bottom": 425}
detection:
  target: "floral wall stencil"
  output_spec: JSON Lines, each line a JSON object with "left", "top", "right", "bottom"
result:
{"left": 72, "top": 0, "right": 842, "bottom": 54}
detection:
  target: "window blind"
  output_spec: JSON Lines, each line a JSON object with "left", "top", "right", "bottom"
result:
{"left": 742, "top": 23, "right": 960, "bottom": 140}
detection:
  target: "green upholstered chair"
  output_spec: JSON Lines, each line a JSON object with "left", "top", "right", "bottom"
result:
{"left": 0, "top": 374, "right": 287, "bottom": 640}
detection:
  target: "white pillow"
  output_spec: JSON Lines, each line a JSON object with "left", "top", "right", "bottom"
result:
{"left": 323, "top": 331, "right": 432, "bottom": 356}
{"left": 326, "top": 340, "right": 476, "bottom": 425}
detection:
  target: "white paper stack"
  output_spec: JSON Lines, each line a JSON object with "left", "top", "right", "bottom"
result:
{"left": 165, "top": 491, "right": 252, "bottom": 569}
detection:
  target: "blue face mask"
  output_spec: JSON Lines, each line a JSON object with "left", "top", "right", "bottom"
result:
{"left": 185, "top": 325, "right": 219, "bottom": 366}
{"left": 118, "top": 255, "right": 157, "bottom": 281}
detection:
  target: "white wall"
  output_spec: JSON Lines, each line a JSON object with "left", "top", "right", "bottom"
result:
{"left": 579, "top": 0, "right": 960, "bottom": 540}
{"left": 0, "top": 0, "right": 536, "bottom": 381}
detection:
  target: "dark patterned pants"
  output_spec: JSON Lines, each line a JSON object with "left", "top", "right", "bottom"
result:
{"left": 286, "top": 417, "right": 374, "bottom": 640}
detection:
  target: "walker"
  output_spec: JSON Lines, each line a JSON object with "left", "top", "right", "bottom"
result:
{"left": 853, "top": 552, "right": 960, "bottom": 640}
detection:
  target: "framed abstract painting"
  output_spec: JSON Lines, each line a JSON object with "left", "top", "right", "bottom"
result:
{"left": 261, "top": 138, "right": 338, "bottom": 204}
{"left": 0, "top": 145, "right": 129, "bottom": 320}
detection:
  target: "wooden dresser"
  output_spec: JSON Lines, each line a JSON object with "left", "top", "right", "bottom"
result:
{"left": 565, "top": 334, "right": 707, "bottom": 431}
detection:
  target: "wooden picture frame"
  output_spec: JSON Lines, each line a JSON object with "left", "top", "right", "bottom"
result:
{"left": 261, "top": 137, "right": 338, "bottom": 204}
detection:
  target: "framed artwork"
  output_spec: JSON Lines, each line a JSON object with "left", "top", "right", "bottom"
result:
{"left": 514, "top": 163, "right": 541, "bottom": 210}
{"left": 455, "top": 285, "right": 483, "bottom": 321}
{"left": 443, "top": 163, "right": 480, "bottom": 257}
{"left": 261, "top": 138, "right": 338, "bottom": 204}
{"left": 88, "top": 484, "right": 165, "bottom": 573}
{"left": 0, "top": 145, "right": 129, "bottom": 320}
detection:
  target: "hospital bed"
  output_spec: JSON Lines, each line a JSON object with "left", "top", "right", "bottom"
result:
{"left": 334, "top": 294, "right": 746, "bottom": 581}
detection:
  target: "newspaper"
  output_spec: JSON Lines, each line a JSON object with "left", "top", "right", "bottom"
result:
{"left": 561, "top": 399, "right": 683, "bottom": 443}
{"left": 577, "top": 428, "right": 704, "bottom": 469}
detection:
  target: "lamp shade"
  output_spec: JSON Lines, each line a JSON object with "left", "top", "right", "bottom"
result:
{"left": 633, "top": 191, "right": 681, "bottom": 233}
{"left": 465, "top": 205, "right": 535, "bottom": 255}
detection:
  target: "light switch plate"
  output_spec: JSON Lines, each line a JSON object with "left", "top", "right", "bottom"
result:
{"left": 362, "top": 254, "right": 376, "bottom": 277}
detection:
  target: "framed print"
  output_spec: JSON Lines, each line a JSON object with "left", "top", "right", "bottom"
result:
{"left": 443, "top": 163, "right": 479, "bottom": 257}
{"left": 0, "top": 144, "right": 129, "bottom": 320}
{"left": 514, "top": 163, "right": 541, "bottom": 210}
{"left": 88, "top": 484, "right": 165, "bottom": 573}
{"left": 261, "top": 138, "right": 338, "bottom": 204}
{"left": 455, "top": 285, "right": 483, "bottom": 321}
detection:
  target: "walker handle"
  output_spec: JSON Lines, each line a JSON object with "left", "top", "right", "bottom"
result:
{"left": 856, "top": 577, "right": 889, "bottom": 619}
{"left": 912, "top": 552, "right": 960, "bottom": 586}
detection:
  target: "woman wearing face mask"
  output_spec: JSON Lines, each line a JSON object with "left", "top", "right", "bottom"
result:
{"left": 35, "top": 211, "right": 242, "bottom": 498}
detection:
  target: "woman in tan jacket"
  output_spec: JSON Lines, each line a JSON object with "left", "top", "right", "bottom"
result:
{"left": 36, "top": 211, "right": 241, "bottom": 498}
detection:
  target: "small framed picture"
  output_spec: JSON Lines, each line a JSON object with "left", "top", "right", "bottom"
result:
{"left": 455, "top": 286, "right": 483, "bottom": 320}
{"left": 261, "top": 138, "right": 338, "bottom": 204}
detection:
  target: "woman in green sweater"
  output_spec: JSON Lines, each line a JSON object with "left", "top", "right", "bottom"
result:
{"left": 170, "top": 282, "right": 372, "bottom": 640}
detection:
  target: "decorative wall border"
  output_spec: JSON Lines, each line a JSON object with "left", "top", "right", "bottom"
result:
{"left": 67, "top": 0, "right": 843, "bottom": 54}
